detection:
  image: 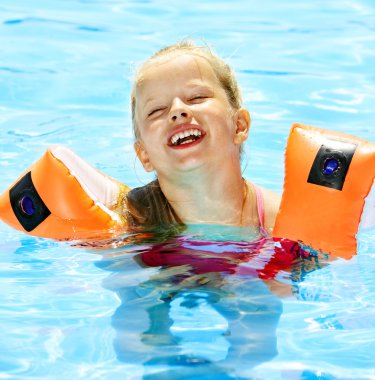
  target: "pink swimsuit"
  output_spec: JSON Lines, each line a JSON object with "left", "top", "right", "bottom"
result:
{"left": 137, "top": 183, "right": 271, "bottom": 275}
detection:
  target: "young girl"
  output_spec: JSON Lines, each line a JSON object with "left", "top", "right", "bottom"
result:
{"left": 125, "top": 40, "right": 281, "bottom": 235}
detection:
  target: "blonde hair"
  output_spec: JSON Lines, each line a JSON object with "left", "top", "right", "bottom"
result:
{"left": 131, "top": 40, "right": 243, "bottom": 141}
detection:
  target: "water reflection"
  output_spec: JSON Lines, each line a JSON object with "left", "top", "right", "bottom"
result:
{"left": 95, "top": 228, "right": 327, "bottom": 379}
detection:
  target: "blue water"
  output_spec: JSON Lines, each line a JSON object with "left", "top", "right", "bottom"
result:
{"left": 0, "top": 1, "right": 374, "bottom": 379}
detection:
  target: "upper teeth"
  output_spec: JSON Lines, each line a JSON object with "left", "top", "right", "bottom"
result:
{"left": 171, "top": 129, "right": 202, "bottom": 145}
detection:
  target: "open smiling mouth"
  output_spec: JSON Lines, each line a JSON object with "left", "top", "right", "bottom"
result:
{"left": 168, "top": 129, "right": 206, "bottom": 147}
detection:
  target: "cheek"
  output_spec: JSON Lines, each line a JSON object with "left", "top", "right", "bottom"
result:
{"left": 139, "top": 128, "right": 165, "bottom": 160}
{"left": 137, "top": 121, "right": 163, "bottom": 146}
{"left": 208, "top": 107, "right": 236, "bottom": 135}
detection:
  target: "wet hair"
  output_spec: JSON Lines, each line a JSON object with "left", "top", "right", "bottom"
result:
{"left": 131, "top": 39, "right": 243, "bottom": 141}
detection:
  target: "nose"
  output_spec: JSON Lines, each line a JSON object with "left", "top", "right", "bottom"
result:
{"left": 169, "top": 98, "right": 192, "bottom": 123}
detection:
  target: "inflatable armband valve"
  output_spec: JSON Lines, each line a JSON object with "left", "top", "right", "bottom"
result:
{"left": 273, "top": 123, "right": 375, "bottom": 259}
{"left": 0, "top": 146, "right": 129, "bottom": 239}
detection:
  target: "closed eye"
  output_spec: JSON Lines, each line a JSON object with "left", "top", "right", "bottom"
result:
{"left": 189, "top": 95, "right": 208, "bottom": 102}
{"left": 147, "top": 107, "right": 166, "bottom": 117}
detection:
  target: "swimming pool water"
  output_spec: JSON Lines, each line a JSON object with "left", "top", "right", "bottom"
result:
{"left": 0, "top": 1, "right": 374, "bottom": 379}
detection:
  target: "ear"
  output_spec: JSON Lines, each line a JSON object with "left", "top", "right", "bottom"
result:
{"left": 134, "top": 141, "right": 154, "bottom": 172}
{"left": 233, "top": 108, "right": 251, "bottom": 145}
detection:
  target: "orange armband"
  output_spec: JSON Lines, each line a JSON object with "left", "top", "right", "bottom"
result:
{"left": 0, "top": 146, "right": 129, "bottom": 240}
{"left": 273, "top": 123, "right": 375, "bottom": 259}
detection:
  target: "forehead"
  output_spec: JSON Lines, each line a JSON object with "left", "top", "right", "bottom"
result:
{"left": 135, "top": 53, "right": 220, "bottom": 97}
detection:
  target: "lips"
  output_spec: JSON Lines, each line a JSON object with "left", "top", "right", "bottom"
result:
{"left": 167, "top": 125, "right": 206, "bottom": 148}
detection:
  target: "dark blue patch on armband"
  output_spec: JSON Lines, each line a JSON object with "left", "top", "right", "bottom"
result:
{"left": 9, "top": 172, "right": 51, "bottom": 232}
{"left": 307, "top": 139, "right": 357, "bottom": 191}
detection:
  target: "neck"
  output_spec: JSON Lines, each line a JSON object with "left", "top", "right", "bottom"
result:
{"left": 157, "top": 161, "right": 255, "bottom": 226}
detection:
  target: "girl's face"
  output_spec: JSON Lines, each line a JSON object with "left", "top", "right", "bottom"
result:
{"left": 134, "top": 53, "right": 249, "bottom": 179}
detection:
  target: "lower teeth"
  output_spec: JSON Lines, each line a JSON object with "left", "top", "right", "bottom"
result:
{"left": 180, "top": 139, "right": 194, "bottom": 145}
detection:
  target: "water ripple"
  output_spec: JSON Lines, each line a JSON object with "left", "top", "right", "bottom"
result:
{"left": 242, "top": 69, "right": 304, "bottom": 76}
{"left": 0, "top": 66, "right": 56, "bottom": 74}
{"left": 3, "top": 16, "right": 106, "bottom": 34}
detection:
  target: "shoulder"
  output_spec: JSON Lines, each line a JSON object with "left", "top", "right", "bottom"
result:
{"left": 257, "top": 186, "right": 281, "bottom": 234}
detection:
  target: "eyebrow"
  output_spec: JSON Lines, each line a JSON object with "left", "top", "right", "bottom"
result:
{"left": 186, "top": 81, "right": 213, "bottom": 91}
{"left": 144, "top": 96, "right": 156, "bottom": 107}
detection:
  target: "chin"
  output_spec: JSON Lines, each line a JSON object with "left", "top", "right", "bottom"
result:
{"left": 165, "top": 158, "right": 209, "bottom": 177}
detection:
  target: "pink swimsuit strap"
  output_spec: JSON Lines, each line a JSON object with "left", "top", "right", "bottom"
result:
{"left": 253, "top": 184, "right": 265, "bottom": 231}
